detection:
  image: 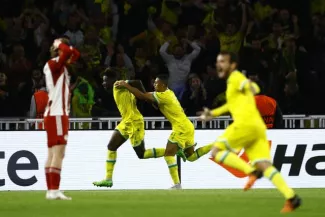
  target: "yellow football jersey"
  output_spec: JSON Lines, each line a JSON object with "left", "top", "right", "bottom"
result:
{"left": 218, "top": 32, "right": 243, "bottom": 54}
{"left": 113, "top": 85, "right": 143, "bottom": 122}
{"left": 222, "top": 71, "right": 265, "bottom": 126}
{"left": 153, "top": 89, "right": 193, "bottom": 131}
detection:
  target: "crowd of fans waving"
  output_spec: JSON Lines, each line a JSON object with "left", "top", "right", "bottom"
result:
{"left": 0, "top": 0, "right": 325, "bottom": 119}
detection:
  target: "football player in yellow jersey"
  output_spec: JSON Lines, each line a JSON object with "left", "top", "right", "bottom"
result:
{"left": 93, "top": 80, "right": 166, "bottom": 188}
{"left": 115, "top": 74, "right": 213, "bottom": 189}
{"left": 199, "top": 51, "right": 301, "bottom": 213}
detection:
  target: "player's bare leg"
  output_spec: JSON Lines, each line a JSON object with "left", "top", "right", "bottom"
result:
{"left": 164, "top": 142, "right": 181, "bottom": 189}
{"left": 45, "top": 148, "right": 53, "bottom": 198}
{"left": 254, "top": 161, "right": 301, "bottom": 213}
{"left": 211, "top": 144, "right": 261, "bottom": 189}
{"left": 93, "top": 130, "right": 126, "bottom": 188}
{"left": 46, "top": 145, "right": 71, "bottom": 200}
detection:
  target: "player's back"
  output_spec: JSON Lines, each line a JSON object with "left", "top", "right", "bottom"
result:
{"left": 226, "top": 71, "right": 265, "bottom": 127}
{"left": 255, "top": 95, "right": 276, "bottom": 127}
{"left": 113, "top": 85, "right": 143, "bottom": 122}
{"left": 43, "top": 57, "right": 70, "bottom": 117}
{"left": 154, "top": 89, "right": 193, "bottom": 131}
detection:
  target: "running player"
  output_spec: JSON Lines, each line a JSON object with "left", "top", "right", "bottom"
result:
{"left": 115, "top": 75, "right": 212, "bottom": 189}
{"left": 199, "top": 51, "right": 301, "bottom": 213}
{"left": 44, "top": 38, "right": 80, "bottom": 200}
{"left": 93, "top": 79, "right": 166, "bottom": 188}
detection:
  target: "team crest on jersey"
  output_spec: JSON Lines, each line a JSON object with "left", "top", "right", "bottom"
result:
{"left": 210, "top": 141, "right": 272, "bottom": 178}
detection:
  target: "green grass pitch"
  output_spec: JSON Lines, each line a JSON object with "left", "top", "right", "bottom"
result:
{"left": 0, "top": 189, "right": 324, "bottom": 217}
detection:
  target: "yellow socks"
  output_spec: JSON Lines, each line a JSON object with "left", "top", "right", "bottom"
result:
{"left": 164, "top": 156, "right": 180, "bottom": 184}
{"left": 264, "top": 166, "right": 295, "bottom": 199}
{"left": 106, "top": 150, "right": 117, "bottom": 180}
{"left": 214, "top": 150, "right": 255, "bottom": 175}
{"left": 144, "top": 148, "right": 165, "bottom": 159}
{"left": 187, "top": 144, "right": 213, "bottom": 162}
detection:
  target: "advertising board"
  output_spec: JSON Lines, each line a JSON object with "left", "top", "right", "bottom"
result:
{"left": 1, "top": 130, "right": 324, "bottom": 190}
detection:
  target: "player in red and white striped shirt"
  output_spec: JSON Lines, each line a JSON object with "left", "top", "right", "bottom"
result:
{"left": 43, "top": 38, "right": 80, "bottom": 200}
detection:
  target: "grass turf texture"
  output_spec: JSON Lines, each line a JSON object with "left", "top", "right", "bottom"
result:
{"left": 0, "top": 189, "right": 323, "bottom": 217}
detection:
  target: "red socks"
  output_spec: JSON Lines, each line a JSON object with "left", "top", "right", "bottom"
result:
{"left": 47, "top": 167, "right": 61, "bottom": 190}
{"left": 45, "top": 167, "right": 50, "bottom": 190}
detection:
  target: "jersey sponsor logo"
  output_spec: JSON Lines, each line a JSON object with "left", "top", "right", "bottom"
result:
{"left": 210, "top": 141, "right": 272, "bottom": 178}
{"left": 0, "top": 151, "right": 39, "bottom": 187}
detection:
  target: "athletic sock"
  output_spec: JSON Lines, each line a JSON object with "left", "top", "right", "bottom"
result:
{"left": 264, "top": 166, "right": 296, "bottom": 199}
{"left": 214, "top": 150, "right": 255, "bottom": 174}
{"left": 45, "top": 167, "right": 50, "bottom": 190}
{"left": 164, "top": 156, "right": 180, "bottom": 184}
{"left": 144, "top": 148, "right": 165, "bottom": 159}
{"left": 106, "top": 150, "right": 117, "bottom": 180}
{"left": 187, "top": 144, "right": 213, "bottom": 162}
{"left": 49, "top": 167, "right": 61, "bottom": 190}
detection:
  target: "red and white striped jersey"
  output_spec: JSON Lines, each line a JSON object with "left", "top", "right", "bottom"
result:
{"left": 43, "top": 43, "right": 80, "bottom": 117}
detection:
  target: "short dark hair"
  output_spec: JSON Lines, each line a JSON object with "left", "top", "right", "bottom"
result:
{"left": 156, "top": 74, "right": 169, "bottom": 86}
{"left": 219, "top": 51, "right": 238, "bottom": 64}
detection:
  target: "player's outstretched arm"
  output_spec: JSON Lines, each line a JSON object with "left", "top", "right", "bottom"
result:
{"left": 198, "top": 104, "right": 229, "bottom": 121}
{"left": 115, "top": 80, "right": 155, "bottom": 102}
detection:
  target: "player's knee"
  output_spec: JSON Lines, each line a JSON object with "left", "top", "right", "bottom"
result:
{"left": 107, "top": 142, "right": 118, "bottom": 151}
{"left": 254, "top": 161, "right": 272, "bottom": 172}
{"left": 53, "top": 152, "right": 64, "bottom": 161}
{"left": 135, "top": 150, "right": 145, "bottom": 159}
{"left": 164, "top": 143, "right": 178, "bottom": 156}
{"left": 133, "top": 142, "right": 145, "bottom": 159}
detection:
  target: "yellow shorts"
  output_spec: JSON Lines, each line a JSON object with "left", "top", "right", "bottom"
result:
{"left": 215, "top": 123, "right": 271, "bottom": 165}
{"left": 115, "top": 120, "right": 144, "bottom": 147}
{"left": 168, "top": 124, "right": 195, "bottom": 149}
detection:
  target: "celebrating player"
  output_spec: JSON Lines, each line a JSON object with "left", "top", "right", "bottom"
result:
{"left": 115, "top": 75, "right": 212, "bottom": 189}
{"left": 93, "top": 79, "right": 166, "bottom": 188}
{"left": 44, "top": 38, "right": 80, "bottom": 200}
{"left": 199, "top": 51, "right": 301, "bottom": 213}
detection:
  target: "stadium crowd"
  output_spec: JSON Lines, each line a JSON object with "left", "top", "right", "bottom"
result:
{"left": 0, "top": 0, "right": 324, "bottom": 119}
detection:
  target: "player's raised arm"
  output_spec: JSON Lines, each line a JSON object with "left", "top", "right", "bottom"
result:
{"left": 115, "top": 80, "right": 155, "bottom": 102}
{"left": 50, "top": 38, "right": 79, "bottom": 72}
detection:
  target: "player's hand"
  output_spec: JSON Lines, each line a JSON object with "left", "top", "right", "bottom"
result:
{"left": 53, "top": 39, "right": 62, "bottom": 49}
{"left": 210, "top": 146, "right": 219, "bottom": 159}
{"left": 198, "top": 107, "right": 213, "bottom": 121}
{"left": 114, "top": 80, "right": 127, "bottom": 88}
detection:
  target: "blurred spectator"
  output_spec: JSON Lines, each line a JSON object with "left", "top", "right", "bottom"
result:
{"left": 8, "top": 44, "right": 32, "bottom": 88}
{"left": 253, "top": 0, "right": 277, "bottom": 23}
{"left": 159, "top": 39, "right": 201, "bottom": 99}
{"left": 72, "top": 79, "right": 95, "bottom": 128}
{"left": 181, "top": 73, "right": 207, "bottom": 116}
{"left": 0, "top": 0, "right": 325, "bottom": 119}
{"left": 203, "top": 64, "right": 226, "bottom": 108}
{"left": 63, "top": 13, "right": 84, "bottom": 47}
{"left": 29, "top": 87, "right": 48, "bottom": 129}
{"left": 105, "top": 44, "right": 134, "bottom": 79}
{"left": 279, "top": 80, "right": 304, "bottom": 114}
{"left": 218, "top": 2, "right": 247, "bottom": 54}
{"left": 0, "top": 72, "right": 13, "bottom": 117}
{"left": 92, "top": 71, "right": 119, "bottom": 117}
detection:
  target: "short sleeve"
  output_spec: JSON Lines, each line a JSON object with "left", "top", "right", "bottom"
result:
{"left": 153, "top": 91, "right": 167, "bottom": 104}
{"left": 236, "top": 73, "right": 260, "bottom": 94}
{"left": 234, "top": 73, "right": 249, "bottom": 91}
